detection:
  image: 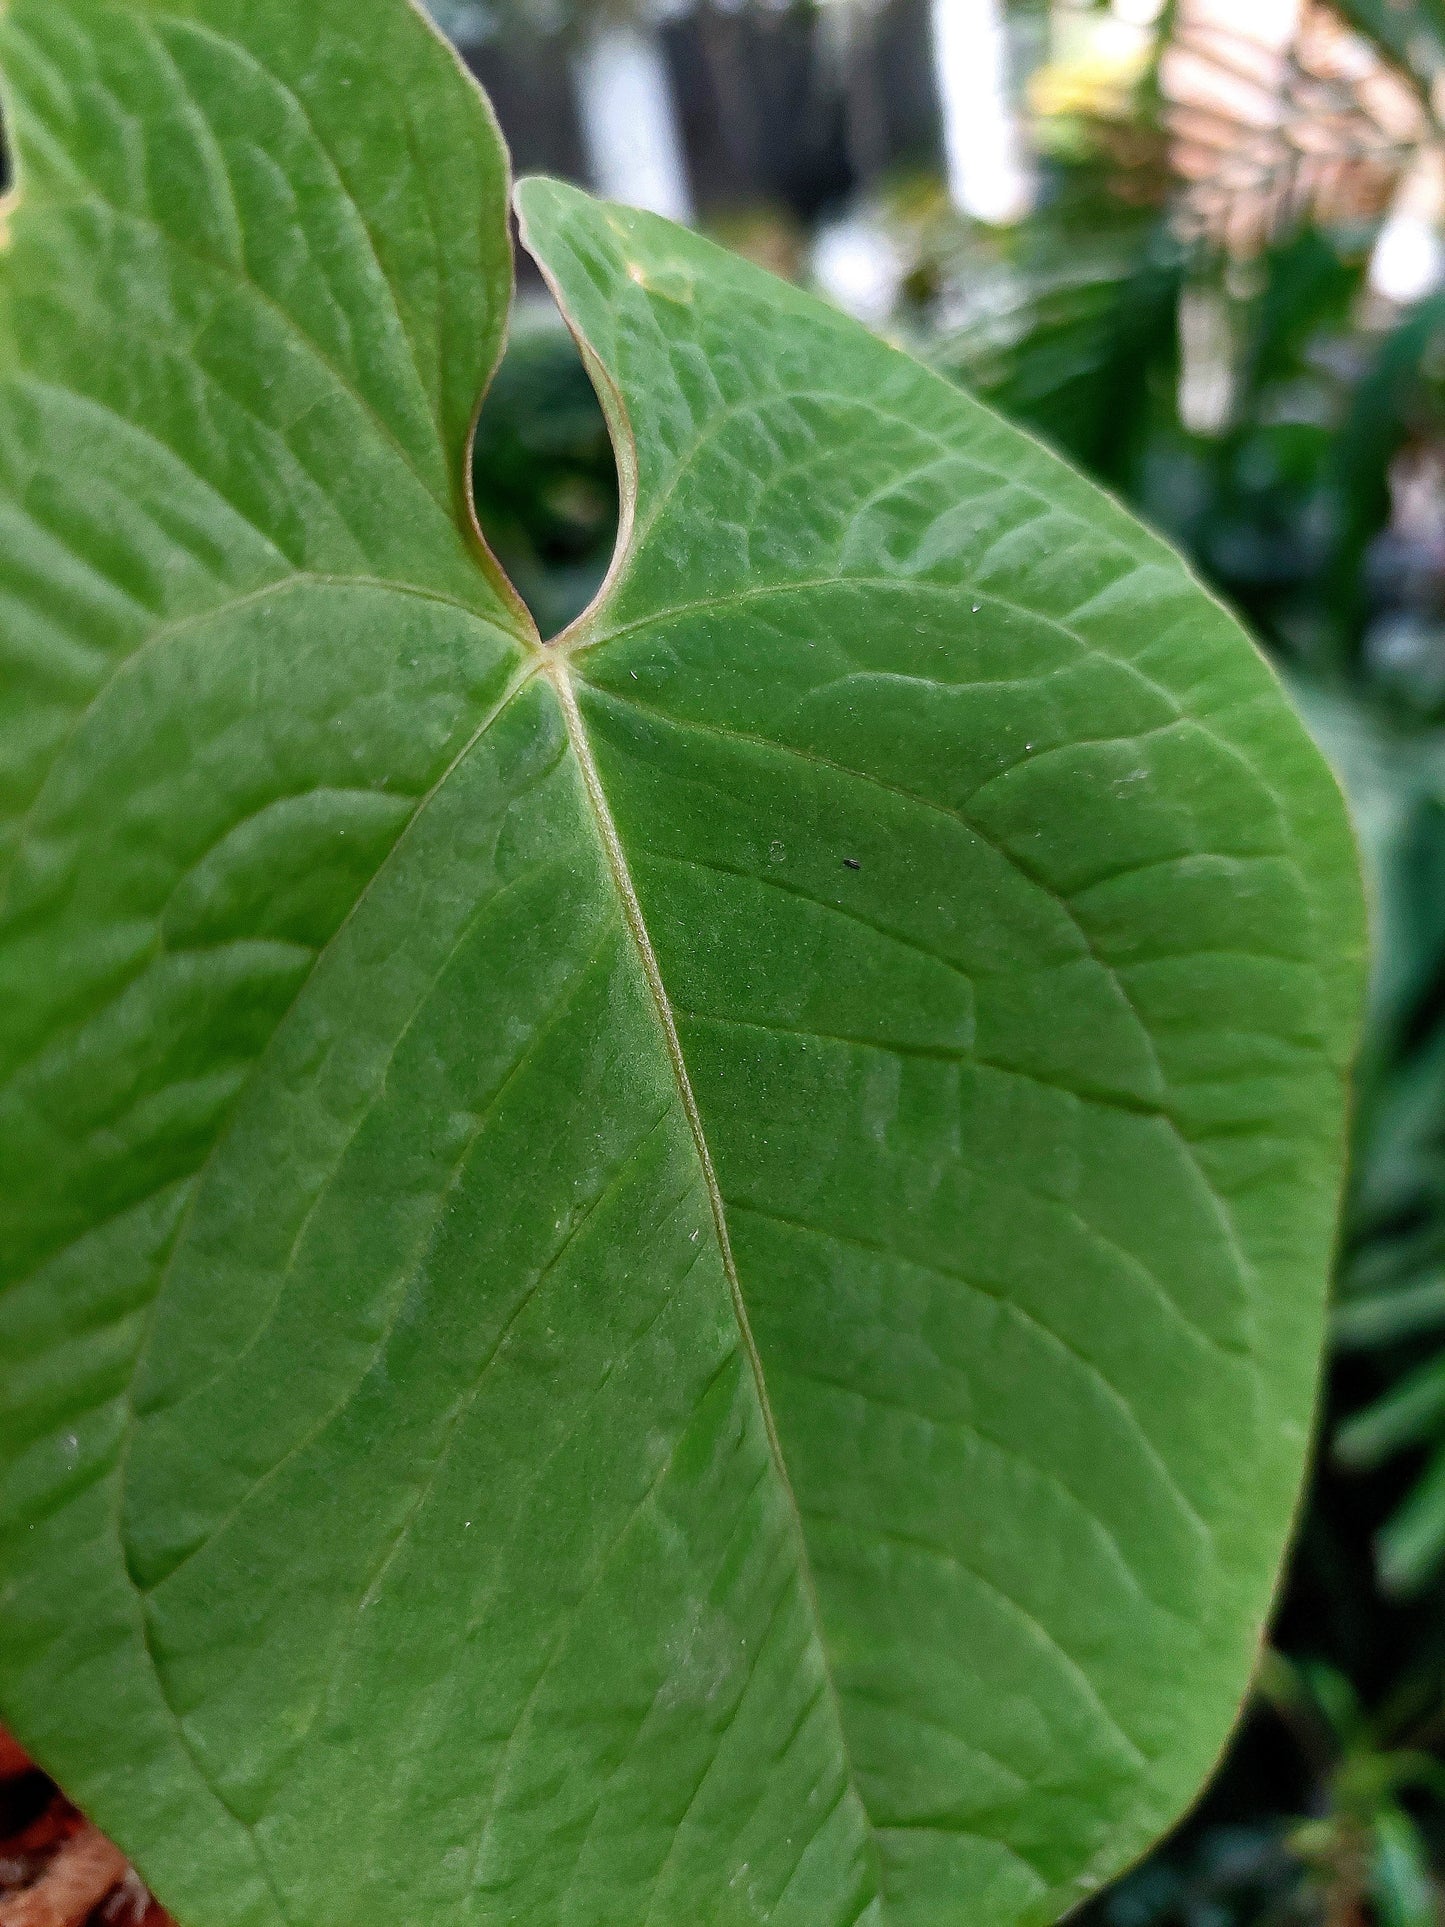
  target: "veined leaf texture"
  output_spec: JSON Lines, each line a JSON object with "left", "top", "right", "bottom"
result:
{"left": 0, "top": 4, "right": 1365, "bottom": 1924}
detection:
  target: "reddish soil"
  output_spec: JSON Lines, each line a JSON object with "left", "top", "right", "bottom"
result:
{"left": 0, "top": 1732, "right": 171, "bottom": 1927}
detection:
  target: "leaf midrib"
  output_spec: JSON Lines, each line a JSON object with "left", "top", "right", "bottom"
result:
{"left": 542, "top": 651, "right": 892, "bottom": 1920}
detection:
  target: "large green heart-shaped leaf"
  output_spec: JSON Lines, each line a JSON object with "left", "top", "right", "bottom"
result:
{"left": 0, "top": 5, "right": 1365, "bottom": 1925}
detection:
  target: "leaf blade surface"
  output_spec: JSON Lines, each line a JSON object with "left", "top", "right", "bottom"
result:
{"left": 0, "top": 13, "right": 1365, "bottom": 1927}
{"left": 519, "top": 176, "right": 1367, "bottom": 1924}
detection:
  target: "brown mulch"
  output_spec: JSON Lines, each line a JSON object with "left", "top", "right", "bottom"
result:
{"left": 0, "top": 1732, "right": 172, "bottom": 1927}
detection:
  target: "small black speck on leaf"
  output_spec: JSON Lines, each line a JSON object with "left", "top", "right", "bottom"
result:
{"left": 843, "top": 857, "right": 862, "bottom": 871}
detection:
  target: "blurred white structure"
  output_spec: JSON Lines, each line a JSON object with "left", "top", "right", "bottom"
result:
{"left": 573, "top": 22, "right": 696, "bottom": 224}
{"left": 1177, "top": 283, "right": 1236, "bottom": 435}
{"left": 1372, "top": 210, "right": 1445, "bottom": 305}
{"left": 813, "top": 210, "right": 907, "bottom": 324}
{"left": 1370, "top": 151, "right": 1445, "bottom": 305}
{"left": 930, "top": 0, "right": 1034, "bottom": 223}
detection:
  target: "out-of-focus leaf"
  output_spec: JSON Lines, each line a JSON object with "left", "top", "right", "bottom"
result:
{"left": 1378, "top": 1445, "right": 1445, "bottom": 1591}
{"left": 1351, "top": 1026, "right": 1445, "bottom": 1242}
{"left": 1334, "top": 1274, "right": 1445, "bottom": 1346}
{"left": 1288, "top": 685, "right": 1445, "bottom": 1050}
{"left": 1336, "top": 1354, "right": 1445, "bottom": 1464}
{"left": 1371, "top": 1806, "right": 1439, "bottom": 1927}
{"left": 1325, "top": 292, "right": 1445, "bottom": 665}
{"left": 1332, "top": 0, "right": 1445, "bottom": 114}
{"left": 927, "top": 217, "right": 1181, "bottom": 479}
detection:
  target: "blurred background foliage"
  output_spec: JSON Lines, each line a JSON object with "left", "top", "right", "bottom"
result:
{"left": 448, "top": 0, "right": 1445, "bottom": 1914}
